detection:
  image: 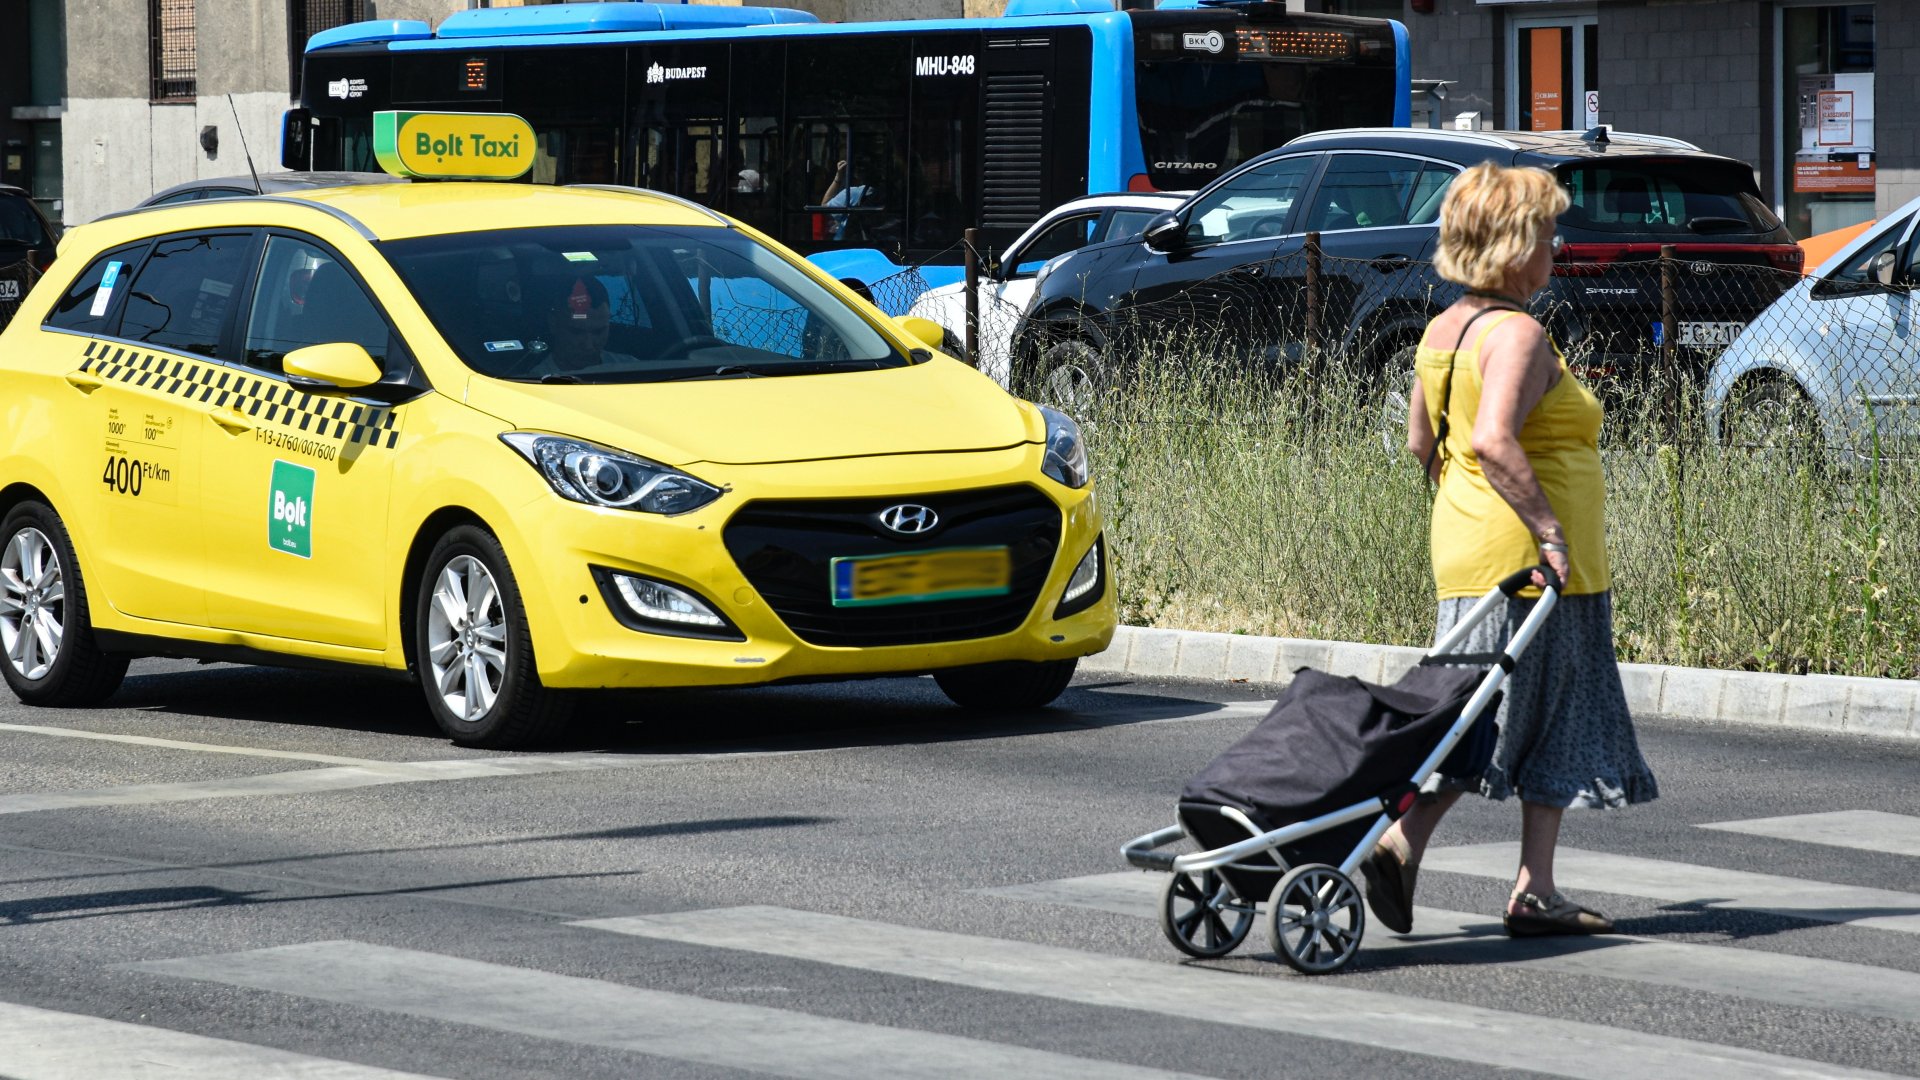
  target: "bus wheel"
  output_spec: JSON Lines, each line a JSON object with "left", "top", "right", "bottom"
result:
{"left": 414, "top": 525, "right": 573, "bottom": 748}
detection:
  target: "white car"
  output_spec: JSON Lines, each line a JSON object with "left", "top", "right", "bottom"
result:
{"left": 908, "top": 191, "right": 1189, "bottom": 386}
{"left": 1705, "top": 195, "right": 1920, "bottom": 453}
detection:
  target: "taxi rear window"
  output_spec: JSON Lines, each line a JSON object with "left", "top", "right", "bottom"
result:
{"left": 380, "top": 225, "right": 905, "bottom": 383}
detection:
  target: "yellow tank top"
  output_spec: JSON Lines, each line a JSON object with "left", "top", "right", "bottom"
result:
{"left": 1416, "top": 309, "right": 1610, "bottom": 598}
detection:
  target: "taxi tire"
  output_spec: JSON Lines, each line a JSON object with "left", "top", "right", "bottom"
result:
{"left": 414, "top": 526, "right": 573, "bottom": 749}
{"left": 0, "top": 501, "right": 129, "bottom": 707}
{"left": 933, "top": 658, "right": 1077, "bottom": 711}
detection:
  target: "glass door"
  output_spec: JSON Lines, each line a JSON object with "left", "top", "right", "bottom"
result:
{"left": 1779, "top": 4, "right": 1876, "bottom": 240}
{"left": 1508, "top": 15, "right": 1598, "bottom": 133}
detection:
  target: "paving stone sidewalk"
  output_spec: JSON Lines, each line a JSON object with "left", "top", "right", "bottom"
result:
{"left": 1086, "top": 625, "right": 1919, "bottom": 740}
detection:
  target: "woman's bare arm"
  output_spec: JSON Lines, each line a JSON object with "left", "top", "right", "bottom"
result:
{"left": 1405, "top": 378, "right": 1440, "bottom": 482}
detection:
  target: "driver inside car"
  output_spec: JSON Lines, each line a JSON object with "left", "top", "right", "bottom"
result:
{"left": 537, "top": 275, "right": 641, "bottom": 376}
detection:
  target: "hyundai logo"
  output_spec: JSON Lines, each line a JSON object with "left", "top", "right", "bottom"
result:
{"left": 1689, "top": 261, "right": 1717, "bottom": 276}
{"left": 878, "top": 504, "right": 939, "bottom": 535}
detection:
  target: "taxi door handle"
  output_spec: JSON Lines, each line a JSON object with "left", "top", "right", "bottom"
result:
{"left": 64, "top": 371, "right": 104, "bottom": 393}
{"left": 210, "top": 407, "right": 253, "bottom": 433}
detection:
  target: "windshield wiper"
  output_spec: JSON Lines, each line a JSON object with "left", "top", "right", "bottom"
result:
{"left": 1687, "top": 216, "right": 1751, "bottom": 233}
{"left": 659, "top": 364, "right": 768, "bottom": 382}
{"left": 538, "top": 373, "right": 583, "bottom": 384}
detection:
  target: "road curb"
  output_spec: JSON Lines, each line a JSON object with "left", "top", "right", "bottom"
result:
{"left": 1085, "top": 625, "right": 1919, "bottom": 740}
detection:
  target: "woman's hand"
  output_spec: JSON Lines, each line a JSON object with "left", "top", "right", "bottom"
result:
{"left": 1535, "top": 542, "right": 1570, "bottom": 592}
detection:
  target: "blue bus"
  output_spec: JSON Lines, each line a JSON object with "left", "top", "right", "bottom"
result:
{"left": 285, "top": 0, "right": 1409, "bottom": 298}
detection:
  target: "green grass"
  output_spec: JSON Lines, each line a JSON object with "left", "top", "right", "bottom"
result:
{"left": 1068, "top": 344, "right": 1920, "bottom": 679}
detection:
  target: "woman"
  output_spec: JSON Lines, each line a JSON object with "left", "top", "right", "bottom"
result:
{"left": 1364, "top": 162, "right": 1658, "bottom": 937}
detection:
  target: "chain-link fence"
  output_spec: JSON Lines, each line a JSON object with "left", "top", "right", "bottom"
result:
{"left": 918, "top": 232, "right": 1918, "bottom": 680}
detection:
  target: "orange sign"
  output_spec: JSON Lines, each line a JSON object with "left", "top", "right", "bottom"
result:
{"left": 1794, "top": 160, "right": 1876, "bottom": 194}
{"left": 1528, "top": 28, "right": 1565, "bottom": 131}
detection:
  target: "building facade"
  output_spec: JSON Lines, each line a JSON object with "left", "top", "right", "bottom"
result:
{"left": 6, "top": 0, "right": 1907, "bottom": 236}
{"left": 1330, "top": 0, "right": 1914, "bottom": 239}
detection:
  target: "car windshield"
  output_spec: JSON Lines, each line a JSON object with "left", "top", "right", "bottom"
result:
{"left": 380, "top": 224, "right": 904, "bottom": 383}
{"left": 1556, "top": 159, "right": 1782, "bottom": 236}
{"left": 0, "top": 196, "right": 50, "bottom": 248}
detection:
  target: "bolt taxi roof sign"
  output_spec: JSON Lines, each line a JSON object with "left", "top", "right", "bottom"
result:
{"left": 371, "top": 111, "right": 534, "bottom": 180}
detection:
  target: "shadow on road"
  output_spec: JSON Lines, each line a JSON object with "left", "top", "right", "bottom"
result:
{"left": 97, "top": 663, "right": 1254, "bottom": 756}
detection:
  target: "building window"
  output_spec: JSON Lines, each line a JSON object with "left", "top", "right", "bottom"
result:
{"left": 288, "top": 0, "right": 368, "bottom": 98}
{"left": 149, "top": 0, "right": 196, "bottom": 102}
{"left": 1508, "top": 14, "right": 1598, "bottom": 133}
{"left": 1780, "top": 4, "right": 1875, "bottom": 239}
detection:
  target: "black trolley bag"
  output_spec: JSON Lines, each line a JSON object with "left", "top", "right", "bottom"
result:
{"left": 1121, "top": 564, "right": 1561, "bottom": 974}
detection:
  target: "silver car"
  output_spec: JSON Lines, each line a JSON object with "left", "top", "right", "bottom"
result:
{"left": 1706, "top": 196, "right": 1920, "bottom": 453}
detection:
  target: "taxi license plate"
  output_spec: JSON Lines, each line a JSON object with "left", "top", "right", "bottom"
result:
{"left": 830, "top": 547, "right": 1012, "bottom": 607}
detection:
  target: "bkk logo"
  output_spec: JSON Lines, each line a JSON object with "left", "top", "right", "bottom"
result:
{"left": 1182, "top": 31, "right": 1225, "bottom": 54}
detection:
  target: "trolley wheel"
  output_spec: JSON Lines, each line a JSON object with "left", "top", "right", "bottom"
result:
{"left": 1267, "top": 864, "right": 1366, "bottom": 975}
{"left": 1159, "top": 869, "right": 1255, "bottom": 959}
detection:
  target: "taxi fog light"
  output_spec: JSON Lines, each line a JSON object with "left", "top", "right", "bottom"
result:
{"left": 1038, "top": 406, "right": 1090, "bottom": 489}
{"left": 502, "top": 433, "right": 721, "bottom": 515}
{"left": 613, "top": 574, "right": 727, "bottom": 628}
{"left": 1054, "top": 536, "right": 1106, "bottom": 619}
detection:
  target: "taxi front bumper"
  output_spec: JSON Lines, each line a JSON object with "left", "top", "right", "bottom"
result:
{"left": 499, "top": 448, "right": 1115, "bottom": 689}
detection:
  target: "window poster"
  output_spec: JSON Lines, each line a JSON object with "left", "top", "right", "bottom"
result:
{"left": 1794, "top": 72, "right": 1875, "bottom": 193}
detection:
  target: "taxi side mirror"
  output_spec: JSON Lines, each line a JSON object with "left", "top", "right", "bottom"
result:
{"left": 284, "top": 342, "right": 382, "bottom": 390}
{"left": 895, "top": 315, "right": 947, "bottom": 352}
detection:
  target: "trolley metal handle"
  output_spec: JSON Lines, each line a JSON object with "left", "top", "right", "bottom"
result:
{"left": 1496, "top": 562, "right": 1563, "bottom": 596}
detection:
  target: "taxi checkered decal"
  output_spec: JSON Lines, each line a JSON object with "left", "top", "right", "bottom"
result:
{"left": 78, "top": 341, "right": 400, "bottom": 450}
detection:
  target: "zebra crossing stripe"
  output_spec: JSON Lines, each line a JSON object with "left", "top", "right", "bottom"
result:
{"left": 978, "top": 871, "right": 1920, "bottom": 1025}
{"left": 128, "top": 940, "right": 1213, "bottom": 1080}
{"left": 576, "top": 905, "right": 1906, "bottom": 1080}
{"left": 1422, "top": 842, "right": 1920, "bottom": 934}
{"left": 0, "top": 1000, "right": 449, "bottom": 1079}
{"left": 1698, "top": 810, "right": 1920, "bottom": 858}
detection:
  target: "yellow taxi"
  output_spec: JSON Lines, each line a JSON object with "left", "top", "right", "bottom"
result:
{"left": 0, "top": 114, "right": 1112, "bottom": 747}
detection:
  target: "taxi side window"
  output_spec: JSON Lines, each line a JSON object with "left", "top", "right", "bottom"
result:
{"left": 43, "top": 242, "right": 151, "bottom": 335}
{"left": 243, "top": 236, "right": 392, "bottom": 374}
{"left": 119, "top": 233, "right": 255, "bottom": 359}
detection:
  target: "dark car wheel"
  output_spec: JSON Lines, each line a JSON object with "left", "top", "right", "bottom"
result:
{"left": 414, "top": 525, "right": 574, "bottom": 748}
{"left": 1029, "top": 339, "right": 1110, "bottom": 413}
{"left": 0, "top": 501, "right": 129, "bottom": 706}
{"left": 934, "top": 658, "right": 1078, "bottom": 710}
{"left": 1724, "top": 377, "right": 1822, "bottom": 453}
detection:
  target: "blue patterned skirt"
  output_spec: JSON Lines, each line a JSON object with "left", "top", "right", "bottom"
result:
{"left": 1432, "top": 590, "right": 1658, "bottom": 809}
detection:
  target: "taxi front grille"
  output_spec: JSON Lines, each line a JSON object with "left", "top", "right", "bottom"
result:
{"left": 722, "top": 485, "right": 1061, "bottom": 648}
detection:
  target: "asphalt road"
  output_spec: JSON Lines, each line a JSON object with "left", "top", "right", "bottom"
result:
{"left": 1, "top": 658, "right": 1917, "bottom": 1080}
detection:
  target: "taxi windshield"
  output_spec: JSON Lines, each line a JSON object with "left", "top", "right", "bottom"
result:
{"left": 380, "top": 224, "right": 904, "bottom": 383}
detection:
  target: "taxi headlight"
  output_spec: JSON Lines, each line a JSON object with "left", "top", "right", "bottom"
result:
{"left": 1038, "top": 405, "right": 1090, "bottom": 489}
{"left": 501, "top": 433, "right": 722, "bottom": 515}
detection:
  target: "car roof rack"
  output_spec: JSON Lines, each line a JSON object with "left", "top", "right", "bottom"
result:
{"left": 1285, "top": 127, "right": 1523, "bottom": 152}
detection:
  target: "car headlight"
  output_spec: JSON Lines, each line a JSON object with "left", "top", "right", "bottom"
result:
{"left": 1038, "top": 405, "right": 1090, "bottom": 489}
{"left": 501, "top": 433, "right": 722, "bottom": 515}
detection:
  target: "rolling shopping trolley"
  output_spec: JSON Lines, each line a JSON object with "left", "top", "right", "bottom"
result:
{"left": 1120, "top": 565, "right": 1561, "bottom": 975}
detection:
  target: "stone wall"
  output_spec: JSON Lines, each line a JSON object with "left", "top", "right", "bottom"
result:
{"left": 1597, "top": 1, "right": 1768, "bottom": 189}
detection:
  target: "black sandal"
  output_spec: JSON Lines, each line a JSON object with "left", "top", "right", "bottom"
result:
{"left": 1504, "top": 890, "right": 1613, "bottom": 937}
{"left": 1359, "top": 842, "right": 1418, "bottom": 934}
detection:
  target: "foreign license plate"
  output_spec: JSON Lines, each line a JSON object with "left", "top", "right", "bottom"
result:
{"left": 830, "top": 546, "right": 1012, "bottom": 607}
{"left": 1661, "top": 320, "right": 1746, "bottom": 348}
{"left": 0, "top": 280, "right": 19, "bottom": 301}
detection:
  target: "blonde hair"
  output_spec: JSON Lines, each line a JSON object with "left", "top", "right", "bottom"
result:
{"left": 1432, "top": 163, "right": 1570, "bottom": 291}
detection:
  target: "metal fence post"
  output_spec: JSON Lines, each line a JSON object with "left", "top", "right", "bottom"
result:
{"left": 962, "top": 227, "right": 982, "bottom": 368}
{"left": 1304, "top": 231, "right": 1322, "bottom": 357}
{"left": 1659, "top": 243, "right": 1678, "bottom": 444}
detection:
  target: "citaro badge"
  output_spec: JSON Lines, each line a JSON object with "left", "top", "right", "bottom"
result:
{"left": 372, "top": 111, "right": 535, "bottom": 180}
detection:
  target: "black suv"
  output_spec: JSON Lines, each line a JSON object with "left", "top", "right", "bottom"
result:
{"left": 1012, "top": 127, "right": 1800, "bottom": 391}
{"left": 0, "top": 184, "right": 58, "bottom": 332}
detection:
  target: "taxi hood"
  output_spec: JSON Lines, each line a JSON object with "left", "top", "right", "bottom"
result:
{"left": 461, "top": 356, "right": 1034, "bottom": 467}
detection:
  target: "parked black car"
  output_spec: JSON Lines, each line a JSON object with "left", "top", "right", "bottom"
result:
{"left": 135, "top": 171, "right": 402, "bottom": 208}
{"left": 1011, "top": 127, "right": 1802, "bottom": 396}
{"left": 0, "top": 184, "right": 58, "bottom": 332}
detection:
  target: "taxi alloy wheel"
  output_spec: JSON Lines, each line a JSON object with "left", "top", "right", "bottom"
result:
{"left": 427, "top": 555, "right": 508, "bottom": 722}
{"left": 0, "top": 502, "right": 128, "bottom": 706}
{"left": 414, "top": 526, "right": 572, "bottom": 748}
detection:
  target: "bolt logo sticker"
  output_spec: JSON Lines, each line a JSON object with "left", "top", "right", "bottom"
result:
{"left": 268, "top": 459, "right": 315, "bottom": 559}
